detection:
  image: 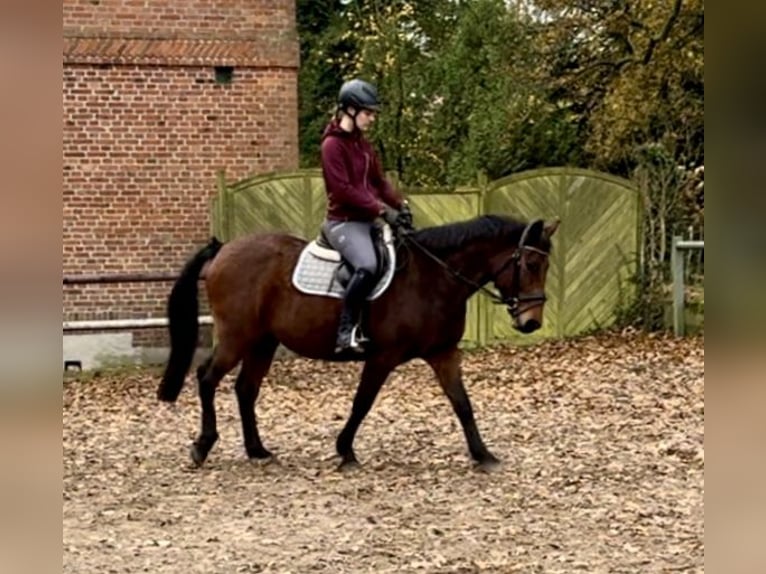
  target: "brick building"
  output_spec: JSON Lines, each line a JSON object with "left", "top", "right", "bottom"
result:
{"left": 63, "top": 0, "right": 299, "bottom": 366}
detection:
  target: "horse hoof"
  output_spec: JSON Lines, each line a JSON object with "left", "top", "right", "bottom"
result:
{"left": 248, "top": 453, "right": 276, "bottom": 466}
{"left": 247, "top": 448, "right": 273, "bottom": 460}
{"left": 476, "top": 456, "right": 502, "bottom": 473}
{"left": 336, "top": 458, "right": 361, "bottom": 472}
{"left": 190, "top": 444, "right": 208, "bottom": 467}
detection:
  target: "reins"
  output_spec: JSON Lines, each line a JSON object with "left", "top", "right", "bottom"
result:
{"left": 398, "top": 222, "right": 549, "bottom": 318}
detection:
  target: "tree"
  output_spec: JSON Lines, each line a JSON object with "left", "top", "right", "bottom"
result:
{"left": 297, "top": 0, "right": 358, "bottom": 167}
{"left": 296, "top": 0, "right": 703, "bottom": 190}
{"left": 533, "top": 0, "right": 704, "bottom": 174}
{"left": 317, "top": 0, "right": 584, "bottom": 186}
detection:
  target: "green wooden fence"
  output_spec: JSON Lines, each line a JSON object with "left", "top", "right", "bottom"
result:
{"left": 211, "top": 167, "right": 639, "bottom": 347}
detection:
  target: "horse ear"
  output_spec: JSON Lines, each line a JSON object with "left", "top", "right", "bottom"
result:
{"left": 523, "top": 219, "right": 545, "bottom": 246}
{"left": 544, "top": 218, "right": 560, "bottom": 237}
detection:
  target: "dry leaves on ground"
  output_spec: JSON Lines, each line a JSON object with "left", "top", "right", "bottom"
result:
{"left": 64, "top": 331, "right": 704, "bottom": 573}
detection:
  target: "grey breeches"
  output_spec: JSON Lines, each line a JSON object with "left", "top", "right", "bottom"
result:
{"left": 321, "top": 220, "right": 378, "bottom": 274}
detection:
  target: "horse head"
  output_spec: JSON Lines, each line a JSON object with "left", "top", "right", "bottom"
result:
{"left": 488, "top": 218, "right": 559, "bottom": 334}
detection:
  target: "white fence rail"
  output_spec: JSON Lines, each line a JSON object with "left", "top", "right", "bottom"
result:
{"left": 671, "top": 236, "right": 704, "bottom": 336}
{"left": 62, "top": 273, "right": 211, "bottom": 333}
{"left": 63, "top": 316, "right": 213, "bottom": 332}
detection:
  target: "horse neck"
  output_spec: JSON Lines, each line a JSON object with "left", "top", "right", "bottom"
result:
{"left": 420, "top": 238, "right": 506, "bottom": 298}
{"left": 453, "top": 239, "right": 503, "bottom": 280}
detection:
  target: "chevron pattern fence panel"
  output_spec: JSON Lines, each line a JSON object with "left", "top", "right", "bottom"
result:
{"left": 211, "top": 171, "right": 323, "bottom": 241}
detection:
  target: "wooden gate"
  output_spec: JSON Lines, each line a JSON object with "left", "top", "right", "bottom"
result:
{"left": 484, "top": 168, "right": 639, "bottom": 346}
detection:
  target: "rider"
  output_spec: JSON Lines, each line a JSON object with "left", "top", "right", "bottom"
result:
{"left": 320, "top": 78, "right": 412, "bottom": 353}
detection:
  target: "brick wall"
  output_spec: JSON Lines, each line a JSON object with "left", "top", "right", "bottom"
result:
{"left": 63, "top": 0, "right": 299, "bottom": 348}
{"left": 64, "top": 0, "right": 294, "bottom": 37}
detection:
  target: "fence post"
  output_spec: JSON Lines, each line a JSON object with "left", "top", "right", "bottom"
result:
{"left": 216, "top": 169, "right": 232, "bottom": 241}
{"left": 671, "top": 235, "right": 685, "bottom": 336}
{"left": 305, "top": 172, "right": 318, "bottom": 240}
{"left": 477, "top": 173, "right": 489, "bottom": 347}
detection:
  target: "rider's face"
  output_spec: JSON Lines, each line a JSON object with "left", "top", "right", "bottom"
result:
{"left": 355, "top": 109, "right": 377, "bottom": 131}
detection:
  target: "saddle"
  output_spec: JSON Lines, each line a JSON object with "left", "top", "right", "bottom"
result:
{"left": 291, "top": 223, "right": 397, "bottom": 300}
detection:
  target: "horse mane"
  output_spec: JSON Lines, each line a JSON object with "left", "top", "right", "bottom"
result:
{"left": 411, "top": 214, "right": 531, "bottom": 253}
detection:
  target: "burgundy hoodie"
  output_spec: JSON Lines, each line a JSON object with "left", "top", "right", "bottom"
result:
{"left": 320, "top": 119, "right": 404, "bottom": 222}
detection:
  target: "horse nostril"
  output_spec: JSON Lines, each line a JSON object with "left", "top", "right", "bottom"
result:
{"left": 520, "top": 319, "right": 540, "bottom": 333}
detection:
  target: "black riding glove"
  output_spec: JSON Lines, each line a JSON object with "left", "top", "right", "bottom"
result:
{"left": 381, "top": 205, "right": 400, "bottom": 227}
{"left": 396, "top": 202, "right": 414, "bottom": 232}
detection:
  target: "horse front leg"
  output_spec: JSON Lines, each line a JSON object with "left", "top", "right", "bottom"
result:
{"left": 336, "top": 356, "right": 396, "bottom": 469}
{"left": 425, "top": 347, "right": 500, "bottom": 470}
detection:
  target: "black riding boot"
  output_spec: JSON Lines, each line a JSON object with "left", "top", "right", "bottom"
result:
{"left": 335, "top": 269, "right": 375, "bottom": 354}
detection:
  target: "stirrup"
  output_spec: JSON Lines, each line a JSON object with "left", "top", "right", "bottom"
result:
{"left": 351, "top": 324, "right": 369, "bottom": 348}
{"left": 346, "top": 325, "right": 367, "bottom": 353}
{"left": 334, "top": 325, "right": 367, "bottom": 354}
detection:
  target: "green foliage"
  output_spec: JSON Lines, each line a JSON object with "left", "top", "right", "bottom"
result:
{"left": 297, "top": 0, "right": 358, "bottom": 167}
{"left": 298, "top": 0, "right": 588, "bottom": 185}
{"left": 612, "top": 141, "right": 703, "bottom": 331}
{"left": 534, "top": 0, "right": 704, "bottom": 175}
{"left": 297, "top": 0, "right": 703, "bottom": 179}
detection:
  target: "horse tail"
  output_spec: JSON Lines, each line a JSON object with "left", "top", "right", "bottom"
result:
{"left": 157, "top": 237, "right": 224, "bottom": 403}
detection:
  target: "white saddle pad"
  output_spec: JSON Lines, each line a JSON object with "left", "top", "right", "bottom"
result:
{"left": 291, "top": 224, "right": 396, "bottom": 300}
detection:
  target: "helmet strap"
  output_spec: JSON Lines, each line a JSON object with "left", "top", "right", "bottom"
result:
{"left": 338, "top": 107, "right": 358, "bottom": 133}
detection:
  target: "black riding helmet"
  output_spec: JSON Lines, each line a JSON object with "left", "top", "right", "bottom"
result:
{"left": 338, "top": 79, "right": 381, "bottom": 112}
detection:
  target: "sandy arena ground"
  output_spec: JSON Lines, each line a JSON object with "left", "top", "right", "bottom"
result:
{"left": 63, "top": 331, "right": 704, "bottom": 573}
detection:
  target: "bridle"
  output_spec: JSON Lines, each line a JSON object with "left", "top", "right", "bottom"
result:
{"left": 401, "top": 221, "right": 550, "bottom": 319}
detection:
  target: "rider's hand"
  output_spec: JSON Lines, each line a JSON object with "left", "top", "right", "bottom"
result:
{"left": 396, "top": 201, "right": 414, "bottom": 232}
{"left": 381, "top": 205, "right": 399, "bottom": 226}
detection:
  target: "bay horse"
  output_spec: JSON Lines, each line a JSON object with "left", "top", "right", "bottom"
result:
{"left": 157, "top": 214, "right": 559, "bottom": 471}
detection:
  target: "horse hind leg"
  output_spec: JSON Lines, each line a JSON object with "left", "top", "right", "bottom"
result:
{"left": 195, "top": 355, "right": 212, "bottom": 385}
{"left": 235, "top": 336, "right": 279, "bottom": 460}
{"left": 190, "top": 341, "right": 241, "bottom": 467}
